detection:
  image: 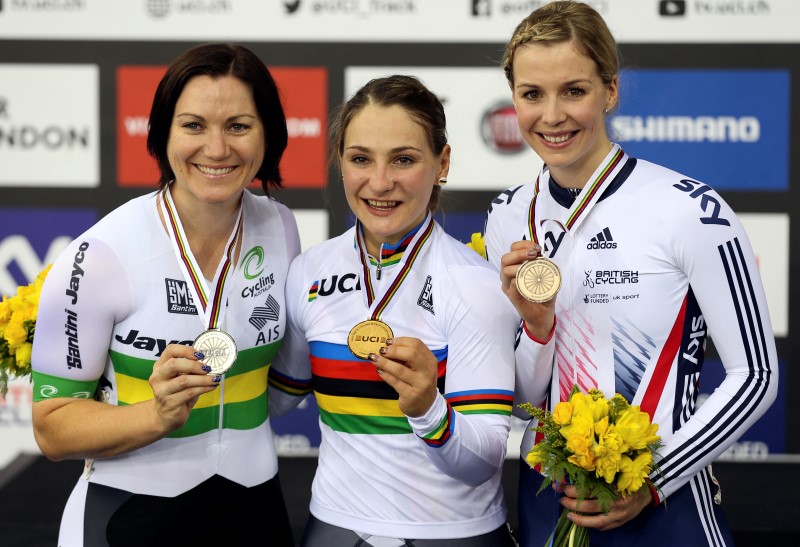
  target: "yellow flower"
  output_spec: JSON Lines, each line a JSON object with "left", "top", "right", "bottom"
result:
{"left": 615, "top": 406, "right": 661, "bottom": 451}
{"left": 465, "top": 232, "right": 486, "bottom": 259}
{"left": 1, "top": 263, "right": 52, "bottom": 397}
{"left": 594, "top": 426, "right": 624, "bottom": 484}
{"left": 0, "top": 297, "right": 11, "bottom": 323}
{"left": 562, "top": 412, "right": 596, "bottom": 471}
{"left": 4, "top": 318, "right": 28, "bottom": 347}
{"left": 13, "top": 342, "right": 32, "bottom": 370}
{"left": 617, "top": 451, "right": 654, "bottom": 496}
{"left": 525, "top": 444, "right": 547, "bottom": 468}
{"left": 552, "top": 401, "right": 573, "bottom": 425}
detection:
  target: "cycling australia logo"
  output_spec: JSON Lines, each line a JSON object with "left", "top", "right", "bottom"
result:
{"left": 241, "top": 246, "right": 265, "bottom": 280}
{"left": 240, "top": 246, "right": 275, "bottom": 299}
{"left": 587, "top": 227, "right": 617, "bottom": 250}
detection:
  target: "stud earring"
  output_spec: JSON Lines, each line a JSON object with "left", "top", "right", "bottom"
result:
{"left": 438, "top": 177, "right": 448, "bottom": 185}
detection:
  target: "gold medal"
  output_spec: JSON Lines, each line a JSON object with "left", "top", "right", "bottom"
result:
{"left": 516, "top": 258, "right": 562, "bottom": 303}
{"left": 347, "top": 319, "right": 394, "bottom": 360}
{"left": 194, "top": 329, "right": 238, "bottom": 375}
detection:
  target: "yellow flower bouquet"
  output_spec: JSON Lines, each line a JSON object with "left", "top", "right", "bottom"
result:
{"left": 519, "top": 385, "right": 663, "bottom": 547}
{"left": 0, "top": 264, "right": 51, "bottom": 398}
{"left": 466, "top": 232, "right": 486, "bottom": 259}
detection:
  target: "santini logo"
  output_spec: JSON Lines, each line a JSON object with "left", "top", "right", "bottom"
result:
{"left": 587, "top": 228, "right": 617, "bottom": 250}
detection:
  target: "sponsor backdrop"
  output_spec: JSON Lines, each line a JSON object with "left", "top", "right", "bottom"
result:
{"left": 0, "top": 0, "right": 798, "bottom": 475}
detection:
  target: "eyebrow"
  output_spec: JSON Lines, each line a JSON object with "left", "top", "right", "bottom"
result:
{"left": 174, "top": 112, "right": 258, "bottom": 121}
{"left": 345, "top": 145, "right": 424, "bottom": 154}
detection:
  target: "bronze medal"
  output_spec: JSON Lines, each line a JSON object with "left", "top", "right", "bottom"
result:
{"left": 516, "top": 257, "right": 562, "bottom": 303}
{"left": 347, "top": 319, "right": 394, "bottom": 360}
{"left": 194, "top": 329, "right": 238, "bottom": 375}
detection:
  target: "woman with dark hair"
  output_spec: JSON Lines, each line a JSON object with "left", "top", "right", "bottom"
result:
{"left": 269, "top": 74, "right": 518, "bottom": 546}
{"left": 31, "top": 42, "right": 298, "bottom": 546}
{"left": 485, "top": 2, "right": 778, "bottom": 545}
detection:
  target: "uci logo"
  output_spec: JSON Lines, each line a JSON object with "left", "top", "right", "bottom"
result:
{"left": 241, "top": 246, "right": 265, "bottom": 280}
{"left": 355, "top": 335, "right": 386, "bottom": 343}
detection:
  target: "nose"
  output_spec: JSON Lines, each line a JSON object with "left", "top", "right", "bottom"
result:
{"left": 370, "top": 163, "right": 394, "bottom": 193}
{"left": 541, "top": 97, "right": 566, "bottom": 125}
{"left": 205, "top": 131, "right": 229, "bottom": 159}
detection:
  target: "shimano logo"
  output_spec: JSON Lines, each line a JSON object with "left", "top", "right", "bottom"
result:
{"left": 612, "top": 116, "right": 759, "bottom": 143}
{"left": 587, "top": 227, "right": 617, "bottom": 250}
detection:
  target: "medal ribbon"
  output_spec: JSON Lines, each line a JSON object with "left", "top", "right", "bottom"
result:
{"left": 527, "top": 144, "right": 625, "bottom": 244}
{"left": 355, "top": 213, "right": 435, "bottom": 321}
{"left": 159, "top": 185, "right": 242, "bottom": 330}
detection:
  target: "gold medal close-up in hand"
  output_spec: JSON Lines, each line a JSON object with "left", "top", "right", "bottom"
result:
{"left": 194, "top": 329, "right": 238, "bottom": 375}
{"left": 516, "top": 257, "right": 562, "bottom": 303}
{"left": 347, "top": 319, "right": 394, "bottom": 360}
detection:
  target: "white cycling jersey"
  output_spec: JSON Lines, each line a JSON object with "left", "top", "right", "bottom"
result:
{"left": 32, "top": 190, "right": 300, "bottom": 497}
{"left": 485, "top": 145, "right": 778, "bottom": 503}
{"left": 270, "top": 214, "right": 519, "bottom": 540}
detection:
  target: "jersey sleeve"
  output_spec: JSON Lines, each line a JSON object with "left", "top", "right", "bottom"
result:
{"left": 406, "top": 264, "right": 517, "bottom": 486}
{"left": 651, "top": 183, "right": 778, "bottom": 500}
{"left": 268, "top": 253, "right": 313, "bottom": 417}
{"left": 31, "top": 236, "right": 133, "bottom": 401}
{"left": 484, "top": 187, "right": 554, "bottom": 419}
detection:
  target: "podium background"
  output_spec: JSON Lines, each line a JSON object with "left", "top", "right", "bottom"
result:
{"left": 1, "top": 0, "right": 799, "bottom": 544}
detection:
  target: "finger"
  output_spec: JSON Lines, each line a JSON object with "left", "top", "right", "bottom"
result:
{"left": 509, "top": 240, "right": 542, "bottom": 253}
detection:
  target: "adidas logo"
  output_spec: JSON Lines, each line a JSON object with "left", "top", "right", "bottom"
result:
{"left": 587, "top": 227, "right": 617, "bottom": 250}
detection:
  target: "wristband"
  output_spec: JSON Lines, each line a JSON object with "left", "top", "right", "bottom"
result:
{"left": 645, "top": 478, "right": 661, "bottom": 507}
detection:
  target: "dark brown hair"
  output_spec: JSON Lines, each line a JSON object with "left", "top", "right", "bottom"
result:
{"left": 146, "top": 42, "right": 288, "bottom": 195}
{"left": 329, "top": 74, "right": 448, "bottom": 212}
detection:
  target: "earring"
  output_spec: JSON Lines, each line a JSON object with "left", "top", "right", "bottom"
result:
{"left": 438, "top": 177, "right": 448, "bottom": 185}
{"left": 604, "top": 108, "right": 609, "bottom": 114}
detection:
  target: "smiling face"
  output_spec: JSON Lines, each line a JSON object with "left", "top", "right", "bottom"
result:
{"left": 166, "top": 74, "right": 265, "bottom": 210}
{"left": 341, "top": 103, "right": 450, "bottom": 256}
{"left": 511, "top": 40, "right": 617, "bottom": 188}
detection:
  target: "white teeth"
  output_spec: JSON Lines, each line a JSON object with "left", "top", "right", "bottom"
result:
{"left": 543, "top": 133, "right": 572, "bottom": 143}
{"left": 367, "top": 199, "right": 398, "bottom": 208}
{"left": 197, "top": 165, "right": 235, "bottom": 175}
